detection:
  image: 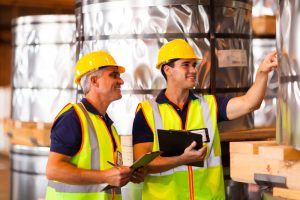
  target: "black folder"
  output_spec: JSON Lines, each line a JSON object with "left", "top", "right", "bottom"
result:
{"left": 157, "top": 128, "right": 208, "bottom": 167}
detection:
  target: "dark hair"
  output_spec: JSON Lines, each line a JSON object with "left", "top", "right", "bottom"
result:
{"left": 160, "top": 59, "right": 179, "bottom": 80}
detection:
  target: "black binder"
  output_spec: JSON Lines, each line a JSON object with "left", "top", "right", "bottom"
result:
{"left": 157, "top": 128, "right": 208, "bottom": 167}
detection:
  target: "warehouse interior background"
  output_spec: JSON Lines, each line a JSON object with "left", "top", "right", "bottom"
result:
{"left": 0, "top": 2, "right": 74, "bottom": 200}
{"left": 1, "top": 0, "right": 300, "bottom": 199}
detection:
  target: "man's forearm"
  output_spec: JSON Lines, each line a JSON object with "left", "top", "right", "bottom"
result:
{"left": 244, "top": 70, "right": 269, "bottom": 111}
{"left": 146, "top": 155, "right": 188, "bottom": 173}
{"left": 46, "top": 160, "right": 109, "bottom": 185}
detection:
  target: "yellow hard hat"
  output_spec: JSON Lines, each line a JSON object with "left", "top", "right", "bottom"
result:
{"left": 156, "top": 39, "right": 201, "bottom": 69}
{"left": 74, "top": 50, "right": 125, "bottom": 85}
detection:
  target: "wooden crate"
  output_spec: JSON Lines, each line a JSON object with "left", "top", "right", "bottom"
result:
{"left": 230, "top": 141, "right": 300, "bottom": 190}
{"left": 3, "top": 118, "right": 51, "bottom": 146}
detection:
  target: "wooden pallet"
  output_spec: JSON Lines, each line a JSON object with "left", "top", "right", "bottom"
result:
{"left": 3, "top": 118, "right": 51, "bottom": 146}
{"left": 230, "top": 141, "right": 300, "bottom": 191}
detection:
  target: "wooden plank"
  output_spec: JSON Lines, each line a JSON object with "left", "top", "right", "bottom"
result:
{"left": 3, "top": 119, "right": 51, "bottom": 146}
{"left": 230, "top": 152, "right": 282, "bottom": 183}
{"left": 9, "top": 126, "right": 51, "bottom": 146}
{"left": 221, "top": 127, "right": 275, "bottom": 142}
{"left": 230, "top": 141, "right": 300, "bottom": 190}
{"left": 273, "top": 187, "right": 300, "bottom": 200}
{"left": 286, "top": 161, "right": 300, "bottom": 190}
{"left": 8, "top": 119, "right": 52, "bottom": 130}
{"left": 259, "top": 145, "right": 300, "bottom": 161}
{"left": 230, "top": 141, "right": 276, "bottom": 154}
{"left": 231, "top": 151, "right": 300, "bottom": 190}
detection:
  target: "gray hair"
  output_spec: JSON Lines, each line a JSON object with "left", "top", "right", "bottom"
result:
{"left": 80, "top": 70, "right": 103, "bottom": 95}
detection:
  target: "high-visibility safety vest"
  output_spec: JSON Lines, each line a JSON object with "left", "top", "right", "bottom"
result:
{"left": 45, "top": 102, "right": 122, "bottom": 200}
{"left": 138, "top": 94, "right": 225, "bottom": 200}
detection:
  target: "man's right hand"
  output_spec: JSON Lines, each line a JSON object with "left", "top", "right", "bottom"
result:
{"left": 180, "top": 141, "right": 207, "bottom": 164}
{"left": 105, "top": 166, "right": 133, "bottom": 187}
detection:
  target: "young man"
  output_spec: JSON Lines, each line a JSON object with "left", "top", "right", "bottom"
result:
{"left": 46, "top": 50, "right": 146, "bottom": 200}
{"left": 132, "top": 39, "right": 278, "bottom": 199}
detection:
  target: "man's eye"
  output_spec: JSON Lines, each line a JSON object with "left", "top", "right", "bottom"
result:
{"left": 110, "top": 73, "right": 120, "bottom": 78}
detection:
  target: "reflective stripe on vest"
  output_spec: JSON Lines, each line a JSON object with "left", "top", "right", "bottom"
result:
{"left": 195, "top": 94, "right": 221, "bottom": 168}
{"left": 46, "top": 102, "right": 121, "bottom": 199}
{"left": 78, "top": 103, "right": 100, "bottom": 170}
{"left": 48, "top": 181, "right": 121, "bottom": 194}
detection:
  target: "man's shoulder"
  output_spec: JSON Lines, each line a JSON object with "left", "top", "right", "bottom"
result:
{"left": 136, "top": 99, "right": 153, "bottom": 111}
{"left": 60, "top": 106, "right": 77, "bottom": 118}
{"left": 52, "top": 106, "right": 79, "bottom": 128}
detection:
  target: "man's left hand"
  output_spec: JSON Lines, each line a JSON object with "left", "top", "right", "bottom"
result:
{"left": 130, "top": 167, "right": 148, "bottom": 184}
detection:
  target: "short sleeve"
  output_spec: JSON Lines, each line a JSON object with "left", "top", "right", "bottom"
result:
{"left": 132, "top": 109, "right": 154, "bottom": 145}
{"left": 50, "top": 108, "right": 82, "bottom": 156}
{"left": 215, "top": 95, "right": 231, "bottom": 122}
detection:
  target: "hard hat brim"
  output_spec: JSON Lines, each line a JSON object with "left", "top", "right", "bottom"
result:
{"left": 156, "top": 57, "right": 202, "bottom": 69}
{"left": 116, "top": 65, "right": 126, "bottom": 73}
{"left": 74, "top": 65, "right": 126, "bottom": 85}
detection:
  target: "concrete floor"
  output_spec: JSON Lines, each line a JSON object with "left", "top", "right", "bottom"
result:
{"left": 0, "top": 154, "right": 10, "bottom": 200}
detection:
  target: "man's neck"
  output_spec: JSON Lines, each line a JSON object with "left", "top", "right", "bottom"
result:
{"left": 85, "top": 95, "right": 108, "bottom": 116}
{"left": 165, "top": 87, "right": 189, "bottom": 109}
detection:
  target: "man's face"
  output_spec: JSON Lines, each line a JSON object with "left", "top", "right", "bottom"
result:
{"left": 167, "top": 59, "right": 198, "bottom": 89}
{"left": 94, "top": 66, "right": 124, "bottom": 102}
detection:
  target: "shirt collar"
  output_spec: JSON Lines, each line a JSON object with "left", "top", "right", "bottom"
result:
{"left": 81, "top": 98, "right": 113, "bottom": 124}
{"left": 156, "top": 89, "right": 197, "bottom": 104}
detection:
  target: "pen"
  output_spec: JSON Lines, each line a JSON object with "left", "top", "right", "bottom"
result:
{"left": 107, "top": 161, "right": 116, "bottom": 167}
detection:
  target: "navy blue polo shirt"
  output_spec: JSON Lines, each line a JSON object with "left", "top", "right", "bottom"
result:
{"left": 50, "top": 98, "right": 116, "bottom": 156}
{"left": 132, "top": 90, "right": 231, "bottom": 145}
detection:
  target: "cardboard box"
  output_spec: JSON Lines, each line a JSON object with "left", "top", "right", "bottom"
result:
{"left": 252, "top": 15, "right": 276, "bottom": 36}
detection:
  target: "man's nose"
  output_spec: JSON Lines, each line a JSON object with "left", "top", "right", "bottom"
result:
{"left": 118, "top": 77, "right": 124, "bottom": 85}
{"left": 189, "top": 65, "right": 197, "bottom": 73}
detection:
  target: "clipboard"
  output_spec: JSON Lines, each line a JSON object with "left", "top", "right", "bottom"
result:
{"left": 130, "top": 151, "right": 162, "bottom": 170}
{"left": 157, "top": 129, "right": 208, "bottom": 167}
{"left": 101, "top": 151, "right": 161, "bottom": 191}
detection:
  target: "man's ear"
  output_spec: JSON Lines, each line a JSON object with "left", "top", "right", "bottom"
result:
{"left": 164, "top": 65, "right": 172, "bottom": 77}
{"left": 90, "top": 75, "right": 98, "bottom": 86}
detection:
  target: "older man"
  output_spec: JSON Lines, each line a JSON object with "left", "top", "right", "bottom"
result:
{"left": 46, "top": 50, "right": 146, "bottom": 200}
